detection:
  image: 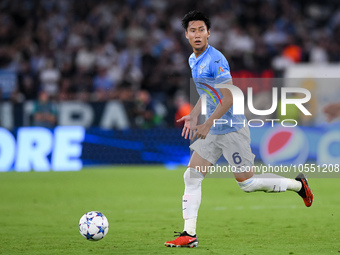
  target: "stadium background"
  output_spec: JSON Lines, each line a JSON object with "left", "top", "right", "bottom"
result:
{"left": 1, "top": 1, "right": 340, "bottom": 255}
{"left": 0, "top": 0, "right": 339, "bottom": 171}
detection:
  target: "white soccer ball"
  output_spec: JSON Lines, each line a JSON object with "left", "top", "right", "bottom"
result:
{"left": 79, "top": 211, "right": 109, "bottom": 241}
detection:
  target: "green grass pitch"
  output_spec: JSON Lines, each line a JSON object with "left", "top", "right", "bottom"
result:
{"left": 1, "top": 166, "right": 339, "bottom": 255}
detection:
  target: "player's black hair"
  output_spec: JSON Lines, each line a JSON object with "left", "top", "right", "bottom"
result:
{"left": 181, "top": 10, "right": 211, "bottom": 31}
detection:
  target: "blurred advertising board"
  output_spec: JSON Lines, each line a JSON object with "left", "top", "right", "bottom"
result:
{"left": 0, "top": 126, "right": 85, "bottom": 172}
{"left": 285, "top": 64, "right": 340, "bottom": 125}
{"left": 0, "top": 125, "right": 338, "bottom": 175}
{"left": 0, "top": 101, "right": 129, "bottom": 130}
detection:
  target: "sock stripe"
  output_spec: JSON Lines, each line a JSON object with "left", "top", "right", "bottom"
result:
{"left": 237, "top": 178, "right": 254, "bottom": 187}
{"left": 189, "top": 167, "right": 205, "bottom": 178}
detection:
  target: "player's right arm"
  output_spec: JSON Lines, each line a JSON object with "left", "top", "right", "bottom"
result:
{"left": 177, "top": 98, "right": 201, "bottom": 139}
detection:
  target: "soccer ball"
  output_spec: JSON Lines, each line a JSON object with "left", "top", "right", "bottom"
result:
{"left": 79, "top": 211, "right": 109, "bottom": 241}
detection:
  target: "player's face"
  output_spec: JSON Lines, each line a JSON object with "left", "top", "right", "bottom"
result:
{"left": 185, "top": 20, "right": 210, "bottom": 54}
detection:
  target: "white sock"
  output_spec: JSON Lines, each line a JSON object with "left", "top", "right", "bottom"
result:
{"left": 182, "top": 168, "right": 204, "bottom": 235}
{"left": 184, "top": 218, "right": 197, "bottom": 236}
{"left": 286, "top": 179, "right": 302, "bottom": 192}
{"left": 238, "top": 173, "right": 300, "bottom": 193}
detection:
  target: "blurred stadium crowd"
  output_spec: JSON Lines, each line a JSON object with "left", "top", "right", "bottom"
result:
{"left": 0, "top": 0, "right": 339, "bottom": 127}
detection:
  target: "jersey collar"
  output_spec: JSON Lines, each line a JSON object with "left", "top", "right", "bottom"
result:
{"left": 190, "top": 44, "right": 210, "bottom": 63}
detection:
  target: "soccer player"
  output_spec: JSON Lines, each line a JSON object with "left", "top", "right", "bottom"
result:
{"left": 164, "top": 10, "right": 314, "bottom": 248}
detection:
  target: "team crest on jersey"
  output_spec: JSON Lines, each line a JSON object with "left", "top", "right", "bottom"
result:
{"left": 218, "top": 66, "right": 224, "bottom": 74}
{"left": 200, "top": 65, "right": 205, "bottom": 74}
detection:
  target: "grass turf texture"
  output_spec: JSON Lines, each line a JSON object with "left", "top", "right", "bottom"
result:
{"left": 0, "top": 166, "right": 339, "bottom": 255}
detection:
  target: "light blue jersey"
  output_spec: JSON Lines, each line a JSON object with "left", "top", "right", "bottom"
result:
{"left": 189, "top": 45, "right": 246, "bottom": 135}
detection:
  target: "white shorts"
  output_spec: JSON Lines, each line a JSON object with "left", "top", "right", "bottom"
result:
{"left": 189, "top": 126, "right": 255, "bottom": 171}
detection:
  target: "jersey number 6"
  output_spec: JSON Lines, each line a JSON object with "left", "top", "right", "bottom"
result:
{"left": 232, "top": 152, "right": 242, "bottom": 164}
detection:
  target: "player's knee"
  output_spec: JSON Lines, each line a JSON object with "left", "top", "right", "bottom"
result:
{"left": 183, "top": 168, "right": 204, "bottom": 187}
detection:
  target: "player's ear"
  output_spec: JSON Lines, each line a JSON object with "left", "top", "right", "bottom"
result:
{"left": 185, "top": 30, "right": 189, "bottom": 39}
{"left": 207, "top": 29, "right": 210, "bottom": 38}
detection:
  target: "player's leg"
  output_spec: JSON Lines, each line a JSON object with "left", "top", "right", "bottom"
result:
{"left": 165, "top": 135, "right": 221, "bottom": 247}
{"left": 183, "top": 151, "right": 211, "bottom": 234}
{"left": 164, "top": 152, "right": 211, "bottom": 247}
{"left": 223, "top": 127, "right": 313, "bottom": 207}
{"left": 236, "top": 171, "right": 313, "bottom": 207}
{"left": 233, "top": 166, "right": 301, "bottom": 193}
{"left": 235, "top": 171, "right": 301, "bottom": 193}
{"left": 183, "top": 134, "right": 222, "bottom": 234}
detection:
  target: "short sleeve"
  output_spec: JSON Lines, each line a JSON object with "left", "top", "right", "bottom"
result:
{"left": 209, "top": 55, "right": 232, "bottom": 80}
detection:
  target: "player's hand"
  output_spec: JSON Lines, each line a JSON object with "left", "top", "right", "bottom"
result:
{"left": 191, "top": 121, "right": 213, "bottom": 141}
{"left": 177, "top": 115, "right": 198, "bottom": 139}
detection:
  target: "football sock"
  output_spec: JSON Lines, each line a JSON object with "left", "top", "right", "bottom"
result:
{"left": 184, "top": 218, "right": 197, "bottom": 236}
{"left": 286, "top": 178, "right": 302, "bottom": 192}
{"left": 237, "top": 173, "right": 301, "bottom": 193}
{"left": 182, "top": 168, "right": 204, "bottom": 235}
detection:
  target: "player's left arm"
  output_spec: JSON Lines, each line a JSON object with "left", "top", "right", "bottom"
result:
{"left": 192, "top": 55, "right": 233, "bottom": 140}
{"left": 191, "top": 83, "right": 233, "bottom": 140}
{"left": 206, "top": 82, "right": 233, "bottom": 122}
